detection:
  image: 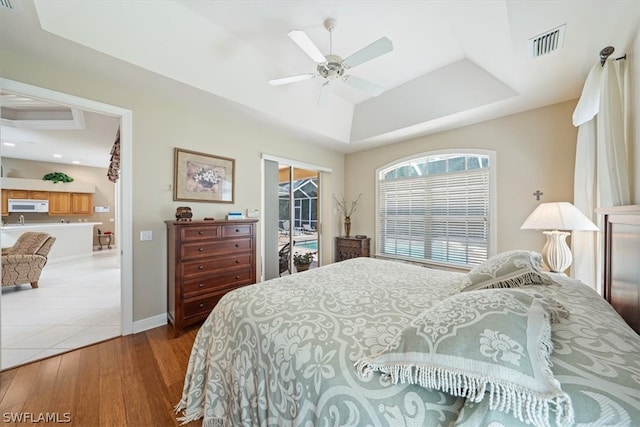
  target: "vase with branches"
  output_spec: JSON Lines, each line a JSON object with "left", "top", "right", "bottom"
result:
{"left": 334, "top": 193, "right": 362, "bottom": 237}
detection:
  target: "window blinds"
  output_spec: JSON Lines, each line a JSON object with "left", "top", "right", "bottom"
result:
{"left": 378, "top": 167, "right": 489, "bottom": 267}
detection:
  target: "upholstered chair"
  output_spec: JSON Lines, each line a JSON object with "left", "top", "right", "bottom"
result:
{"left": 2, "top": 232, "right": 56, "bottom": 289}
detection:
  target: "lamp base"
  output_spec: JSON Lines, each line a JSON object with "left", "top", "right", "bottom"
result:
{"left": 542, "top": 230, "right": 572, "bottom": 273}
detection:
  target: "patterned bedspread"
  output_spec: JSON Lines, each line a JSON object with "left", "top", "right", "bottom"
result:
{"left": 177, "top": 257, "right": 640, "bottom": 426}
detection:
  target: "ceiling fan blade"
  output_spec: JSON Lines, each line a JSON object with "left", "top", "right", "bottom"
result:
{"left": 343, "top": 36, "right": 393, "bottom": 69}
{"left": 343, "top": 75, "right": 385, "bottom": 97}
{"left": 288, "top": 30, "right": 326, "bottom": 63}
{"left": 317, "top": 82, "right": 331, "bottom": 106}
{"left": 269, "top": 73, "right": 317, "bottom": 86}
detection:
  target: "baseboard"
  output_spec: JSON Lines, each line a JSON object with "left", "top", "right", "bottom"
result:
{"left": 132, "top": 313, "right": 167, "bottom": 334}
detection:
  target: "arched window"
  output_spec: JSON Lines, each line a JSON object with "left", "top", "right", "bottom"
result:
{"left": 376, "top": 150, "right": 495, "bottom": 269}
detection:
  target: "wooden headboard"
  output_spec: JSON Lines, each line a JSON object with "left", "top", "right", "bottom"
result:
{"left": 597, "top": 205, "right": 640, "bottom": 334}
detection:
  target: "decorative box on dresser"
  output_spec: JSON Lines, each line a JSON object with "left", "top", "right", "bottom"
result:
{"left": 335, "top": 236, "right": 370, "bottom": 262}
{"left": 166, "top": 219, "right": 258, "bottom": 336}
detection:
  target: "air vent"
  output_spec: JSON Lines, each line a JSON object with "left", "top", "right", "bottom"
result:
{"left": 529, "top": 25, "right": 565, "bottom": 58}
{"left": 0, "top": 0, "right": 18, "bottom": 11}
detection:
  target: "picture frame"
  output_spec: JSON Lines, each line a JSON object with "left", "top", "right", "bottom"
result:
{"left": 173, "top": 148, "right": 235, "bottom": 203}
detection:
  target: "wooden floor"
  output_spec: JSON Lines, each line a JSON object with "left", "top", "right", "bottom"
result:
{"left": 0, "top": 324, "right": 202, "bottom": 426}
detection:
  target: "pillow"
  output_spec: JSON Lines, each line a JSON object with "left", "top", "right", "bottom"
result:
{"left": 355, "top": 289, "right": 573, "bottom": 427}
{"left": 461, "top": 250, "right": 553, "bottom": 292}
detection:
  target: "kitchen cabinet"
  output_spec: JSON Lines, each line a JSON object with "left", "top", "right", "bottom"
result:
{"left": 48, "top": 192, "right": 93, "bottom": 215}
{"left": 71, "top": 193, "right": 93, "bottom": 215}
{"left": 7, "top": 190, "right": 49, "bottom": 200}
{"left": 1, "top": 191, "right": 7, "bottom": 217}
{"left": 48, "top": 192, "right": 71, "bottom": 215}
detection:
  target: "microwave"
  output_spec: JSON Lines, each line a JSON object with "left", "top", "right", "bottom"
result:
{"left": 8, "top": 199, "right": 49, "bottom": 213}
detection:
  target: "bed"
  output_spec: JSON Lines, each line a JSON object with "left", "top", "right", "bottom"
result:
{"left": 177, "top": 208, "right": 640, "bottom": 427}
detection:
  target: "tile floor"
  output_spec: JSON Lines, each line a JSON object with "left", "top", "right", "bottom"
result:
{"left": 1, "top": 249, "right": 121, "bottom": 370}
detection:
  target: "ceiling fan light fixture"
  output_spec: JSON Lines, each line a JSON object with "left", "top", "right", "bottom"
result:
{"left": 317, "top": 54, "right": 345, "bottom": 79}
{"left": 271, "top": 18, "right": 394, "bottom": 101}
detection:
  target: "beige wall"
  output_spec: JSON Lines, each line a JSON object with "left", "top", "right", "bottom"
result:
{"left": 631, "top": 26, "right": 640, "bottom": 203}
{"left": 345, "top": 100, "right": 578, "bottom": 258}
{"left": 2, "top": 158, "right": 116, "bottom": 247}
{"left": 1, "top": 47, "right": 345, "bottom": 322}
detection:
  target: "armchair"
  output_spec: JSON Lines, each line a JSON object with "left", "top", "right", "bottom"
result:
{"left": 2, "top": 232, "right": 56, "bottom": 289}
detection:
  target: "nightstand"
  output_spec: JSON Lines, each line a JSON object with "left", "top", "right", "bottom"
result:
{"left": 335, "top": 236, "right": 370, "bottom": 262}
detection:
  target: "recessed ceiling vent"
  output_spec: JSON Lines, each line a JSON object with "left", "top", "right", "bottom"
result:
{"left": 529, "top": 25, "right": 566, "bottom": 58}
{"left": 0, "top": 0, "right": 18, "bottom": 11}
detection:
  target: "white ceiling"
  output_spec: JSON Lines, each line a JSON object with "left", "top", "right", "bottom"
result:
{"left": 1, "top": 0, "right": 639, "bottom": 166}
{"left": 0, "top": 92, "right": 120, "bottom": 168}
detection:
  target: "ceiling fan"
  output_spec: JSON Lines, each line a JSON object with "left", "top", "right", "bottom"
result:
{"left": 269, "top": 18, "right": 393, "bottom": 104}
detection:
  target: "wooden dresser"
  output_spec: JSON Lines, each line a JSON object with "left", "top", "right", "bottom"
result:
{"left": 335, "top": 236, "right": 370, "bottom": 262}
{"left": 165, "top": 219, "right": 258, "bottom": 336}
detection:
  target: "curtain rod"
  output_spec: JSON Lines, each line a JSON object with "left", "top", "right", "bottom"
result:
{"left": 600, "top": 45, "right": 627, "bottom": 66}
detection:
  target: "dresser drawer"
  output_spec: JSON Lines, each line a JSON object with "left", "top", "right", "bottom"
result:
{"left": 181, "top": 253, "right": 253, "bottom": 279}
{"left": 180, "top": 225, "right": 221, "bottom": 241}
{"left": 182, "top": 269, "right": 254, "bottom": 298}
{"left": 181, "top": 238, "right": 252, "bottom": 260}
{"left": 183, "top": 293, "right": 228, "bottom": 320}
{"left": 222, "top": 224, "right": 253, "bottom": 238}
{"left": 338, "top": 239, "right": 364, "bottom": 249}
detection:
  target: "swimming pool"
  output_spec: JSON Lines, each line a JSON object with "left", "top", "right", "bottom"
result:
{"left": 295, "top": 240, "right": 318, "bottom": 251}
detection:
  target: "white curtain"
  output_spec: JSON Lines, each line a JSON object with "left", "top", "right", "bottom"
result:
{"left": 572, "top": 58, "right": 631, "bottom": 292}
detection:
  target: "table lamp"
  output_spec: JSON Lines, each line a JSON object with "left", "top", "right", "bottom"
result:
{"left": 520, "top": 202, "right": 598, "bottom": 273}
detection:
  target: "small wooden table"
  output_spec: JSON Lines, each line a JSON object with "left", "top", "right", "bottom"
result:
{"left": 335, "top": 236, "right": 370, "bottom": 262}
{"left": 98, "top": 232, "right": 112, "bottom": 250}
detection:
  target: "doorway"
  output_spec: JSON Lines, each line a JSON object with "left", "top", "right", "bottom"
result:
{"left": 0, "top": 78, "right": 133, "bottom": 370}
{"left": 263, "top": 156, "right": 330, "bottom": 281}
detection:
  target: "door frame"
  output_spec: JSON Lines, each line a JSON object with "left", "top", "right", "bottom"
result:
{"left": 0, "top": 78, "right": 133, "bottom": 335}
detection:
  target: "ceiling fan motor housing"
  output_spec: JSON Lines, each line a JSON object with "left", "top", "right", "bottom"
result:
{"left": 318, "top": 54, "right": 345, "bottom": 79}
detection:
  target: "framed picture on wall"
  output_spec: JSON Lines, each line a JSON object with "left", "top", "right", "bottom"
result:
{"left": 173, "top": 148, "right": 235, "bottom": 203}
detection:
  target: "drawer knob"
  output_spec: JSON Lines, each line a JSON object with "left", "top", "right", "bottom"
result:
{"left": 198, "top": 265, "right": 204, "bottom": 270}
{"left": 235, "top": 275, "right": 240, "bottom": 279}
{"left": 235, "top": 244, "right": 239, "bottom": 247}
{"left": 199, "top": 303, "right": 204, "bottom": 308}
{"left": 235, "top": 260, "right": 240, "bottom": 264}
{"left": 235, "top": 229, "right": 240, "bottom": 232}
{"left": 198, "top": 231, "right": 204, "bottom": 235}
{"left": 198, "top": 283, "right": 204, "bottom": 288}
{"left": 198, "top": 247, "right": 204, "bottom": 251}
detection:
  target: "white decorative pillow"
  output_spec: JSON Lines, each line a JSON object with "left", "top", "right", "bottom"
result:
{"left": 355, "top": 289, "right": 573, "bottom": 427}
{"left": 461, "top": 250, "right": 553, "bottom": 292}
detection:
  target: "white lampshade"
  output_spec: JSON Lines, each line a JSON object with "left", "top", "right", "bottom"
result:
{"left": 521, "top": 202, "right": 598, "bottom": 273}
{"left": 520, "top": 202, "right": 598, "bottom": 231}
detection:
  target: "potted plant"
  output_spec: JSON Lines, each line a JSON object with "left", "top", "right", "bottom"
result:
{"left": 293, "top": 251, "right": 315, "bottom": 272}
{"left": 42, "top": 172, "right": 74, "bottom": 183}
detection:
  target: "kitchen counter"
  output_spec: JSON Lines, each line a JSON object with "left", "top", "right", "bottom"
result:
{"left": 1, "top": 222, "right": 102, "bottom": 264}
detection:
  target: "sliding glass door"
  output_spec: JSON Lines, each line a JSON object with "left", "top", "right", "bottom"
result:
{"left": 264, "top": 160, "right": 322, "bottom": 280}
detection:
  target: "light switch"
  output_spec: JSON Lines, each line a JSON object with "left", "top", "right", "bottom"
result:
{"left": 140, "top": 231, "right": 153, "bottom": 241}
